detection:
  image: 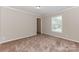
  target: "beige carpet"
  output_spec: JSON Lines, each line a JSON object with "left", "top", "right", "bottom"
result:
{"left": 0, "top": 34, "right": 79, "bottom": 52}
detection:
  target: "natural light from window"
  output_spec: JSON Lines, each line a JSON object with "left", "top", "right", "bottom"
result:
{"left": 51, "top": 16, "right": 62, "bottom": 33}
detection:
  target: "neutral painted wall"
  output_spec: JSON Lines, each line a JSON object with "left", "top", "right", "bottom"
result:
{"left": 42, "top": 7, "right": 79, "bottom": 42}
{"left": 0, "top": 6, "right": 79, "bottom": 43}
{"left": 0, "top": 7, "right": 39, "bottom": 43}
{"left": 0, "top": 7, "right": 1, "bottom": 39}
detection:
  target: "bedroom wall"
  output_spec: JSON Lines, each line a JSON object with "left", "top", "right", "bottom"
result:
{"left": 42, "top": 7, "right": 79, "bottom": 42}
{"left": 0, "top": 7, "right": 40, "bottom": 43}
{"left": 0, "top": 7, "right": 1, "bottom": 39}
{"left": 1, "top": 6, "right": 79, "bottom": 43}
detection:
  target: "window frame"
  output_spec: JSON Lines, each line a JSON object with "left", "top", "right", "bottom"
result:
{"left": 51, "top": 15, "right": 63, "bottom": 33}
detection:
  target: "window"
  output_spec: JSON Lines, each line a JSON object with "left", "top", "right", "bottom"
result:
{"left": 51, "top": 16, "right": 62, "bottom": 33}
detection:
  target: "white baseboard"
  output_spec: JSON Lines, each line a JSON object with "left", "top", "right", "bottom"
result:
{"left": 43, "top": 33, "right": 79, "bottom": 43}
{"left": 0, "top": 36, "right": 6, "bottom": 44}
{"left": 0, "top": 33, "right": 79, "bottom": 44}
{"left": 0, "top": 34, "right": 37, "bottom": 44}
{"left": 53, "top": 34, "right": 79, "bottom": 43}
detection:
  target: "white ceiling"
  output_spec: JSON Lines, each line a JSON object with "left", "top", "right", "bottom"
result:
{"left": 10, "top": 6, "right": 72, "bottom": 15}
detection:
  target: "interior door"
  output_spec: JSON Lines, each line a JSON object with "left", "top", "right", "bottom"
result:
{"left": 37, "top": 18, "right": 41, "bottom": 34}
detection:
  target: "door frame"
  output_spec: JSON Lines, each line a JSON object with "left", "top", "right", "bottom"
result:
{"left": 37, "top": 18, "right": 41, "bottom": 34}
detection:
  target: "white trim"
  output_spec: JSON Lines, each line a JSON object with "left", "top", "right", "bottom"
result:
{"left": 0, "top": 33, "right": 79, "bottom": 44}
{"left": 0, "top": 34, "right": 37, "bottom": 44}
{"left": 54, "top": 6, "right": 79, "bottom": 15}
{"left": 0, "top": 36, "right": 6, "bottom": 43}
{"left": 2, "top": 6, "right": 79, "bottom": 16}
{"left": 52, "top": 34, "right": 79, "bottom": 43}
{"left": 45, "top": 7, "right": 79, "bottom": 16}
{"left": 1, "top": 6, "right": 41, "bottom": 16}
{"left": 0, "top": 37, "right": 25, "bottom": 44}
{"left": 59, "top": 6, "right": 79, "bottom": 13}
{"left": 44, "top": 33, "right": 79, "bottom": 43}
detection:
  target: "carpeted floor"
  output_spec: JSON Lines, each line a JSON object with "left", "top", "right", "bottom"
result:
{"left": 0, "top": 34, "right": 79, "bottom": 52}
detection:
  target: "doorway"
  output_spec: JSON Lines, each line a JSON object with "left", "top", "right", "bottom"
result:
{"left": 37, "top": 18, "right": 41, "bottom": 34}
